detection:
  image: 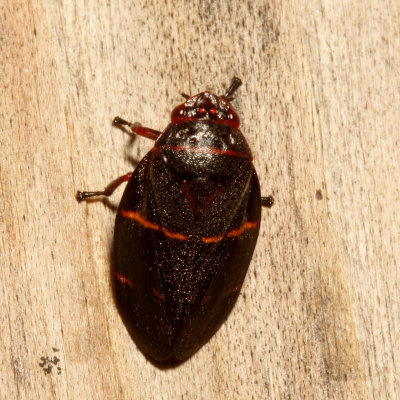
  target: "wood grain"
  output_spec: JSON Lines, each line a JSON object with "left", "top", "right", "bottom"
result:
{"left": 1, "top": 1, "right": 399, "bottom": 399}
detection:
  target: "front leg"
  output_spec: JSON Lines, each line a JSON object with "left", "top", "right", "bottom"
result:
{"left": 112, "top": 116, "right": 161, "bottom": 141}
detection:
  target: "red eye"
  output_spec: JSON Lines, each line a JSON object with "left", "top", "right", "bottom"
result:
{"left": 210, "top": 108, "right": 216, "bottom": 115}
{"left": 199, "top": 107, "right": 206, "bottom": 114}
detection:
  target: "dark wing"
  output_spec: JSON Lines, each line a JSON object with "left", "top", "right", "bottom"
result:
{"left": 113, "top": 153, "right": 179, "bottom": 361}
{"left": 170, "top": 168, "right": 261, "bottom": 360}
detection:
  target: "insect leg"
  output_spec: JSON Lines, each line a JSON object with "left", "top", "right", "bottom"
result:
{"left": 223, "top": 77, "right": 242, "bottom": 100}
{"left": 76, "top": 173, "right": 132, "bottom": 201}
{"left": 113, "top": 116, "right": 161, "bottom": 141}
{"left": 261, "top": 196, "right": 274, "bottom": 208}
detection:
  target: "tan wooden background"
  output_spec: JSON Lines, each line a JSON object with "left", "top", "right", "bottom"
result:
{"left": 1, "top": 1, "right": 399, "bottom": 399}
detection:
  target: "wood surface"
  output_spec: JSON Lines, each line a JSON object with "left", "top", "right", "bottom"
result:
{"left": 1, "top": 1, "right": 399, "bottom": 399}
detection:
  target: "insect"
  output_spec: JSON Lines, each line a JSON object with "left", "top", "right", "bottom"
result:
{"left": 77, "top": 77, "right": 274, "bottom": 366}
